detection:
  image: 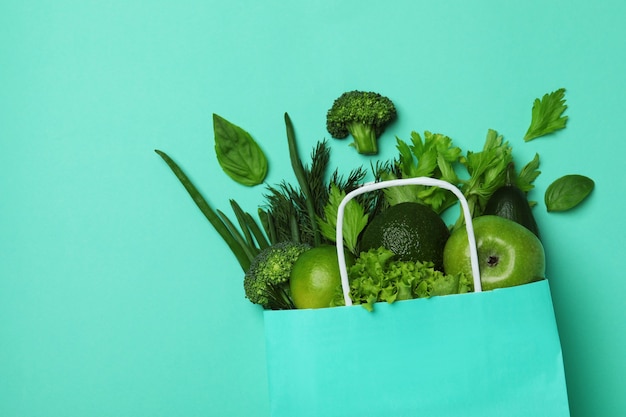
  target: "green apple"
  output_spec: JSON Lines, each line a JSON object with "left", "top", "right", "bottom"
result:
{"left": 443, "top": 215, "right": 545, "bottom": 291}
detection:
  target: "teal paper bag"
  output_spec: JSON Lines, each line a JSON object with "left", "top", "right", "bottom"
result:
{"left": 263, "top": 280, "right": 570, "bottom": 417}
{"left": 264, "top": 178, "right": 570, "bottom": 417}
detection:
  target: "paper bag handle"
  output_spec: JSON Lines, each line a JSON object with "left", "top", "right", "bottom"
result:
{"left": 335, "top": 177, "right": 482, "bottom": 306}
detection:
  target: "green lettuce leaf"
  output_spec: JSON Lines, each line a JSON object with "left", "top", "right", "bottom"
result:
{"left": 331, "top": 247, "right": 471, "bottom": 311}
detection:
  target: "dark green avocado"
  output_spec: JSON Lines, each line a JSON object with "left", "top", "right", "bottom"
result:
{"left": 359, "top": 201, "right": 450, "bottom": 270}
{"left": 484, "top": 163, "right": 541, "bottom": 238}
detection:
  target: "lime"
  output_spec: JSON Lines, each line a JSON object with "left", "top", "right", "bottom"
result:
{"left": 289, "top": 245, "right": 353, "bottom": 309}
{"left": 359, "top": 202, "right": 449, "bottom": 270}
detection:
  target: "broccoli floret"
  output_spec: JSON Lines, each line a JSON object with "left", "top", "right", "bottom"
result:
{"left": 326, "top": 90, "right": 397, "bottom": 155}
{"left": 243, "top": 241, "right": 311, "bottom": 310}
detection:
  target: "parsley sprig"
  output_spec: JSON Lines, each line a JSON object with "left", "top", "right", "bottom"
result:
{"left": 524, "top": 88, "right": 568, "bottom": 142}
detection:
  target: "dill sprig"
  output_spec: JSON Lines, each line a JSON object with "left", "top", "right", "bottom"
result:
{"left": 261, "top": 139, "right": 333, "bottom": 246}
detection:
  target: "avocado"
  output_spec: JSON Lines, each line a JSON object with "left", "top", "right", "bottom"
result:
{"left": 484, "top": 163, "right": 541, "bottom": 238}
{"left": 359, "top": 202, "right": 450, "bottom": 270}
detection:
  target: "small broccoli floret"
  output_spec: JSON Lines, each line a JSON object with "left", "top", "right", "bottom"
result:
{"left": 326, "top": 90, "right": 397, "bottom": 155}
{"left": 243, "top": 241, "right": 311, "bottom": 309}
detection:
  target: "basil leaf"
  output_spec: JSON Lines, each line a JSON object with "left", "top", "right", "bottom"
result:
{"left": 213, "top": 113, "right": 268, "bottom": 186}
{"left": 545, "top": 174, "right": 594, "bottom": 212}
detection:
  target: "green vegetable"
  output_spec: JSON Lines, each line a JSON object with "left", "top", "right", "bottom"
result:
{"left": 380, "top": 131, "right": 461, "bottom": 214}
{"left": 524, "top": 88, "right": 568, "bottom": 142}
{"left": 317, "top": 183, "right": 369, "bottom": 255}
{"left": 243, "top": 241, "right": 311, "bottom": 309}
{"left": 262, "top": 141, "right": 329, "bottom": 246}
{"left": 259, "top": 120, "right": 331, "bottom": 246}
{"left": 326, "top": 90, "right": 397, "bottom": 155}
{"left": 155, "top": 149, "right": 269, "bottom": 271}
{"left": 452, "top": 129, "right": 515, "bottom": 231}
{"left": 484, "top": 162, "right": 541, "bottom": 238}
{"left": 331, "top": 247, "right": 471, "bottom": 311}
{"left": 545, "top": 174, "right": 595, "bottom": 212}
{"left": 516, "top": 153, "right": 542, "bottom": 194}
{"left": 284, "top": 113, "right": 322, "bottom": 246}
{"left": 213, "top": 113, "right": 268, "bottom": 186}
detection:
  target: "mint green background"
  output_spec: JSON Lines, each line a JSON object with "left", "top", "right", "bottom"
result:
{"left": 1, "top": 1, "right": 624, "bottom": 416}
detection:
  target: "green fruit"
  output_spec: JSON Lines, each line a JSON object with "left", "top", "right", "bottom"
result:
{"left": 359, "top": 202, "right": 449, "bottom": 270}
{"left": 443, "top": 215, "right": 545, "bottom": 291}
{"left": 484, "top": 185, "right": 540, "bottom": 238}
{"left": 484, "top": 163, "right": 540, "bottom": 238}
{"left": 290, "top": 246, "right": 354, "bottom": 309}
